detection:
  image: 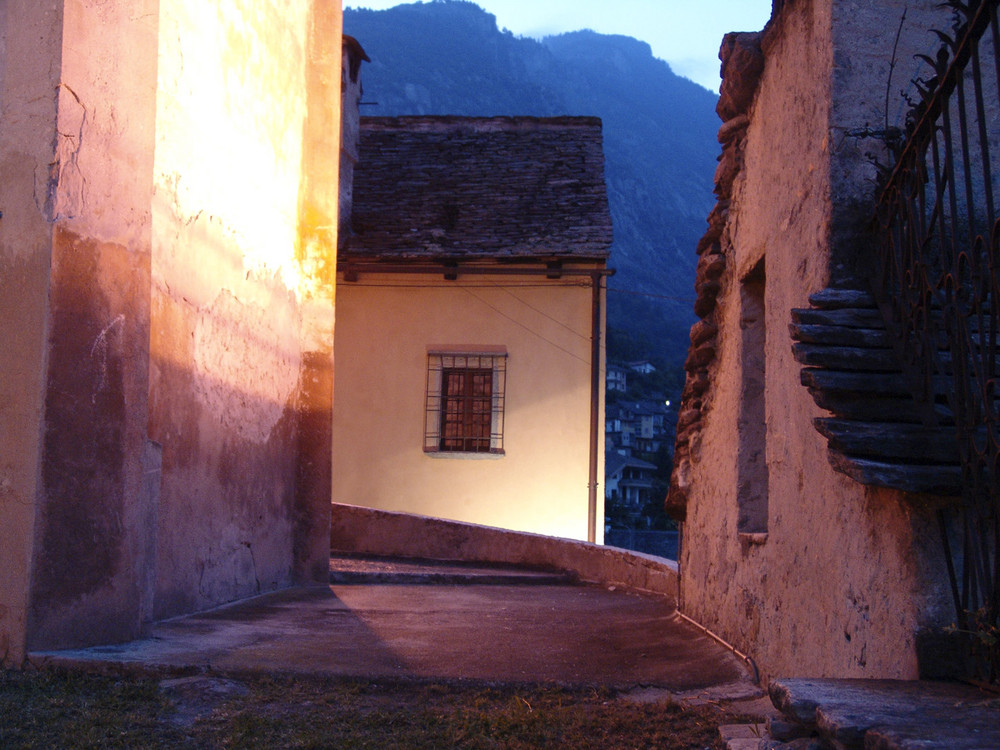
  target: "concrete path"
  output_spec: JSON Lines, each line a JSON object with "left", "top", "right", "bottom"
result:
{"left": 35, "top": 557, "right": 750, "bottom": 692}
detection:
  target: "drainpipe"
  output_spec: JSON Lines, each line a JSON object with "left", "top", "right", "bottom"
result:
{"left": 676, "top": 611, "right": 761, "bottom": 685}
{"left": 588, "top": 270, "right": 603, "bottom": 543}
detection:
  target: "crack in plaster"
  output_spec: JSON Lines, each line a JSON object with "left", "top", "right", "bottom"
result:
{"left": 51, "top": 82, "right": 88, "bottom": 222}
{"left": 89, "top": 314, "right": 125, "bottom": 402}
{"left": 243, "top": 541, "right": 261, "bottom": 594}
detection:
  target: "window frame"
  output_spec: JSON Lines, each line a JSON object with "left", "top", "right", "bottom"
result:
{"left": 424, "top": 348, "right": 507, "bottom": 456}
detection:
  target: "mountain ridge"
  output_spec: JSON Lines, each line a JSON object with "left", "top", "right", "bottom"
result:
{"left": 344, "top": 0, "right": 721, "bottom": 370}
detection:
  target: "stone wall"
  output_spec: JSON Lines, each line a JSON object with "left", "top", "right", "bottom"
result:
{"left": 331, "top": 503, "right": 678, "bottom": 597}
{"left": 0, "top": 0, "right": 342, "bottom": 657}
{"left": 670, "top": 0, "right": 955, "bottom": 680}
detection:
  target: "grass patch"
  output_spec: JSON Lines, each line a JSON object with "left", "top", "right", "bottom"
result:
{"left": 1, "top": 667, "right": 747, "bottom": 749}
{"left": 0, "top": 668, "right": 182, "bottom": 748}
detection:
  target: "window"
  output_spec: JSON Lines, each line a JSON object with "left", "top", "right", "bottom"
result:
{"left": 737, "top": 259, "right": 768, "bottom": 534}
{"left": 425, "top": 349, "right": 506, "bottom": 454}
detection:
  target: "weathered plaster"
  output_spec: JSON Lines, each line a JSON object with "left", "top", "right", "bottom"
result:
{"left": 679, "top": 0, "right": 954, "bottom": 681}
{"left": 0, "top": 0, "right": 63, "bottom": 665}
{"left": 149, "top": 0, "right": 341, "bottom": 620}
{"left": 23, "top": 0, "right": 159, "bottom": 650}
{"left": 29, "top": 228, "right": 155, "bottom": 648}
{"left": 2, "top": 0, "right": 341, "bottom": 653}
{"left": 292, "top": 5, "right": 341, "bottom": 583}
{"left": 191, "top": 289, "right": 301, "bottom": 444}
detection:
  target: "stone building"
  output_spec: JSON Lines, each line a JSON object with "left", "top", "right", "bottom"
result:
{"left": 0, "top": 1, "right": 342, "bottom": 661}
{"left": 666, "top": 0, "right": 994, "bottom": 680}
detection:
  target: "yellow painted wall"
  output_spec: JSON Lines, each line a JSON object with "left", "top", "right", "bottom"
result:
{"left": 332, "top": 272, "right": 605, "bottom": 543}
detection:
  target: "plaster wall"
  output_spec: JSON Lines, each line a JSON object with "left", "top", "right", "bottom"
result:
{"left": 149, "top": 0, "right": 341, "bottom": 620}
{"left": 331, "top": 274, "right": 605, "bottom": 543}
{"left": 19, "top": 0, "right": 160, "bottom": 650}
{"left": 681, "top": 0, "right": 951, "bottom": 680}
{"left": 0, "top": 0, "right": 341, "bottom": 654}
{"left": 0, "top": 0, "right": 63, "bottom": 663}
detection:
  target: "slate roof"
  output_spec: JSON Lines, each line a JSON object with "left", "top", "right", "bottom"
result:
{"left": 605, "top": 452, "right": 658, "bottom": 479}
{"left": 344, "top": 116, "right": 613, "bottom": 261}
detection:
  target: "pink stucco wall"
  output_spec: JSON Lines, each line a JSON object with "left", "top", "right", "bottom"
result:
{"left": 0, "top": 1, "right": 342, "bottom": 657}
{"left": 679, "top": 0, "right": 954, "bottom": 681}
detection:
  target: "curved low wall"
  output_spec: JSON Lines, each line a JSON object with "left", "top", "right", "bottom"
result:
{"left": 330, "top": 503, "right": 678, "bottom": 598}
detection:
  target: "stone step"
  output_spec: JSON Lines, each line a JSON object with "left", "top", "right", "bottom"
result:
{"left": 791, "top": 307, "right": 886, "bottom": 329}
{"left": 827, "top": 452, "right": 963, "bottom": 496}
{"left": 789, "top": 321, "right": 892, "bottom": 348}
{"left": 767, "top": 678, "right": 1000, "bottom": 750}
{"left": 814, "top": 418, "right": 961, "bottom": 463}
{"left": 719, "top": 721, "right": 823, "bottom": 749}
{"left": 805, "top": 388, "right": 954, "bottom": 425}
{"left": 329, "top": 555, "right": 578, "bottom": 586}
{"left": 792, "top": 342, "right": 901, "bottom": 372}
{"left": 799, "top": 368, "right": 941, "bottom": 397}
{"left": 807, "top": 288, "right": 878, "bottom": 310}
{"left": 791, "top": 288, "right": 964, "bottom": 497}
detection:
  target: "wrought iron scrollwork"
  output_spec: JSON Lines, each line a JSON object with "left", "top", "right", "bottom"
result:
{"left": 873, "top": 0, "right": 999, "bottom": 683}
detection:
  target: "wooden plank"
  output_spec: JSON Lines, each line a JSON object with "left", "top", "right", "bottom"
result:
{"left": 789, "top": 322, "right": 892, "bottom": 348}
{"left": 791, "top": 307, "right": 886, "bottom": 329}
{"left": 807, "top": 288, "right": 877, "bottom": 310}
{"left": 792, "top": 343, "right": 900, "bottom": 372}
{"left": 826, "top": 451, "right": 962, "bottom": 497}
{"left": 815, "top": 418, "right": 960, "bottom": 463}
{"left": 806, "top": 389, "right": 954, "bottom": 425}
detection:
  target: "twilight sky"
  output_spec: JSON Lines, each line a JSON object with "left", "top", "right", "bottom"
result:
{"left": 345, "top": 0, "right": 774, "bottom": 91}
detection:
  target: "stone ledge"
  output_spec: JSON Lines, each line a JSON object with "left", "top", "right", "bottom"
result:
{"left": 330, "top": 503, "right": 678, "bottom": 598}
{"left": 768, "top": 678, "right": 1000, "bottom": 750}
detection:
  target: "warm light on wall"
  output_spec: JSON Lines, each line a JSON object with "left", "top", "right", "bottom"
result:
{"left": 155, "top": 2, "right": 311, "bottom": 293}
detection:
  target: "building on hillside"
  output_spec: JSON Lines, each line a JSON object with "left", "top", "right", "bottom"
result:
{"left": 0, "top": 3, "right": 343, "bottom": 662}
{"left": 667, "top": 0, "right": 998, "bottom": 683}
{"left": 627, "top": 360, "right": 656, "bottom": 375}
{"left": 605, "top": 453, "right": 658, "bottom": 512}
{"left": 331, "top": 114, "right": 614, "bottom": 543}
{"left": 607, "top": 363, "right": 629, "bottom": 392}
{"left": 606, "top": 400, "right": 671, "bottom": 456}
{"left": 605, "top": 404, "right": 633, "bottom": 453}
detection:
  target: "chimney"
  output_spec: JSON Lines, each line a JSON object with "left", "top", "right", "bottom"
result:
{"left": 339, "top": 35, "right": 369, "bottom": 247}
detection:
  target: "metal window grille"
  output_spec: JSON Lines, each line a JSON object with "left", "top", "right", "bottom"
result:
{"left": 425, "top": 352, "right": 506, "bottom": 454}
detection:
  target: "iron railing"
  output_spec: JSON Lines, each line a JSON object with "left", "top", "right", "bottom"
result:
{"left": 873, "top": 0, "right": 1000, "bottom": 682}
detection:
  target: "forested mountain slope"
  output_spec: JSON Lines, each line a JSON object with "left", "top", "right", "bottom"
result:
{"left": 344, "top": 1, "right": 720, "bottom": 368}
